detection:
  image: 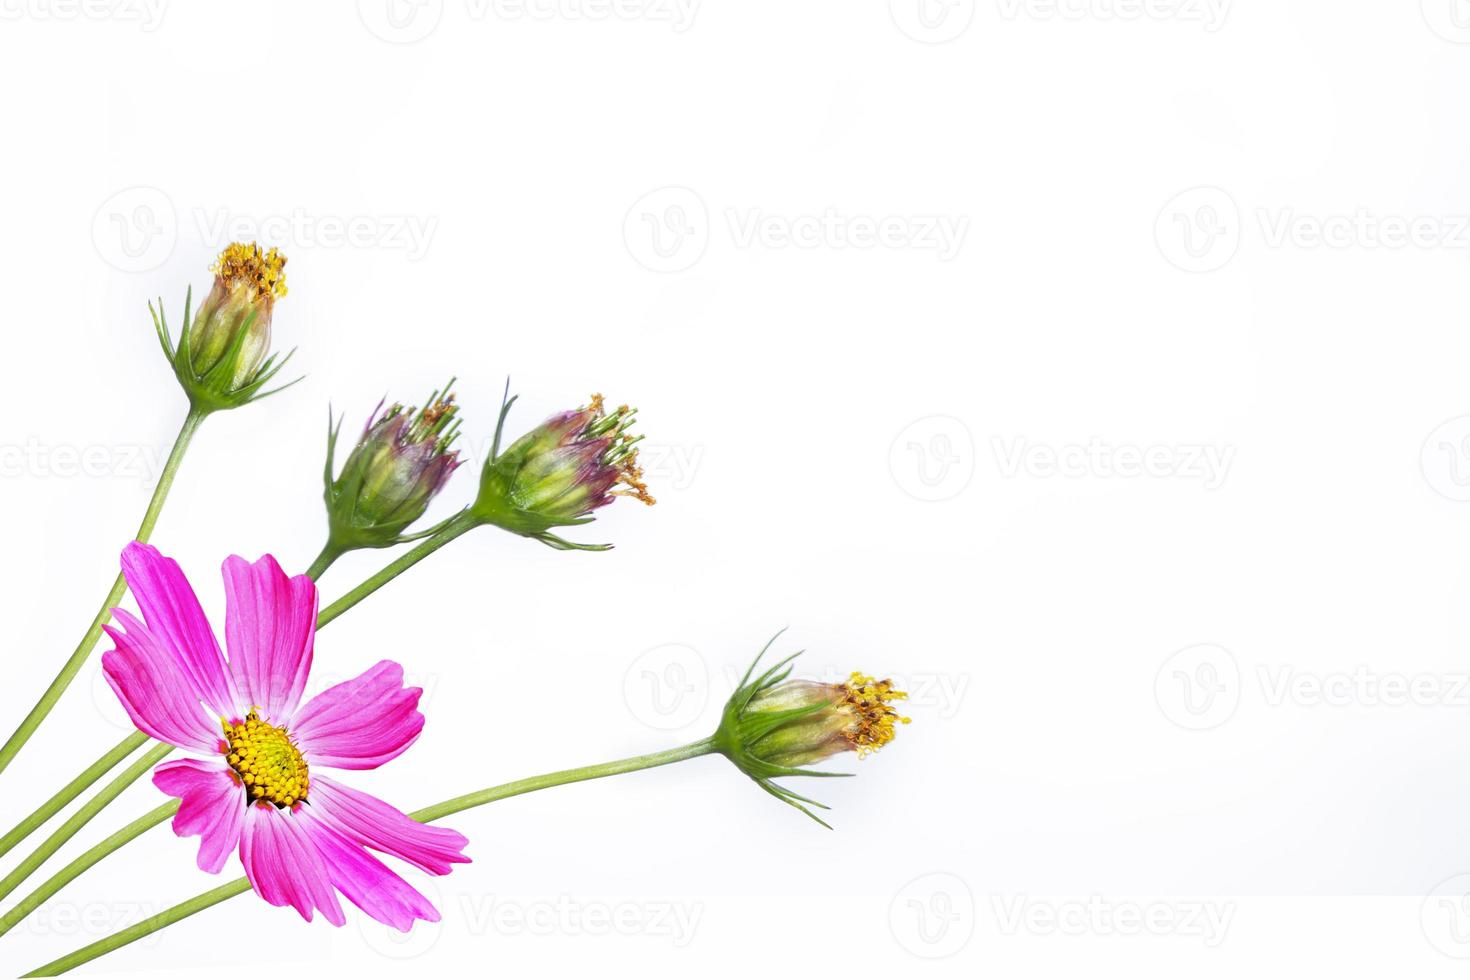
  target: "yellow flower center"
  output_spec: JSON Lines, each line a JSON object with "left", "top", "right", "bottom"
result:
{"left": 212, "top": 242, "right": 288, "bottom": 300}
{"left": 840, "top": 672, "right": 911, "bottom": 757}
{"left": 221, "top": 711, "right": 309, "bottom": 808}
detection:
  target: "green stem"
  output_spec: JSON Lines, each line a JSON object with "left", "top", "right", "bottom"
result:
{"left": 22, "top": 739, "right": 716, "bottom": 976}
{"left": 0, "top": 744, "right": 175, "bottom": 906}
{"left": 317, "top": 510, "right": 477, "bottom": 627}
{"left": 0, "top": 409, "right": 207, "bottom": 780}
{"left": 0, "top": 732, "right": 151, "bottom": 861}
{"left": 0, "top": 801, "right": 179, "bottom": 938}
{"left": 0, "top": 513, "right": 483, "bottom": 902}
{"left": 303, "top": 543, "right": 344, "bottom": 582}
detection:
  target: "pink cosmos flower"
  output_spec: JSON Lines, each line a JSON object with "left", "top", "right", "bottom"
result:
{"left": 101, "top": 542, "right": 470, "bottom": 929}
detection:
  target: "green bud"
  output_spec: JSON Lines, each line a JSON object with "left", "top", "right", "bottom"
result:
{"left": 322, "top": 384, "right": 464, "bottom": 553}
{"left": 151, "top": 242, "right": 299, "bottom": 413}
{"left": 712, "top": 636, "right": 910, "bottom": 827}
{"left": 471, "top": 391, "right": 654, "bottom": 551}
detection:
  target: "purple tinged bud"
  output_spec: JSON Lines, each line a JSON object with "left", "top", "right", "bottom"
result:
{"left": 472, "top": 392, "right": 655, "bottom": 550}
{"left": 322, "top": 383, "right": 464, "bottom": 552}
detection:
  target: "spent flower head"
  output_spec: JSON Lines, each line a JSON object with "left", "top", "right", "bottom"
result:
{"left": 471, "top": 390, "right": 654, "bottom": 550}
{"left": 151, "top": 242, "right": 299, "bottom": 412}
{"left": 712, "top": 634, "right": 910, "bottom": 827}
{"left": 322, "top": 382, "right": 464, "bottom": 554}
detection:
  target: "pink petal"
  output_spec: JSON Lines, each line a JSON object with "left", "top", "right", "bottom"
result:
{"left": 119, "top": 543, "right": 238, "bottom": 720}
{"left": 101, "top": 615, "right": 219, "bottom": 753}
{"left": 311, "top": 775, "right": 470, "bottom": 875}
{"left": 239, "top": 803, "right": 344, "bottom": 926}
{"left": 298, "top": 806, "right": 442, "bottom": 932}
{"left": 292, "top": 661, "right": 425, "bottom": 770}
{"left": 152, "top": 758, "right": 244, "bottom": 874}
{"left": 222, "top": 555, "right": 317, "bottom": 725}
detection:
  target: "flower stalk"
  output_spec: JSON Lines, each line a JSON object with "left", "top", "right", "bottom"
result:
{"left": 21, "top": 740, "right": 718, "bottom": 976}
{"left": 0, "top": 408, "right": 207, "bottom": 781}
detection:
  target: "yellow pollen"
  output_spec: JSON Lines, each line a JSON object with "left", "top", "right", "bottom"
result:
{"left": 212, "top": 242, "right": 288, "bottom": 300}
{"left": 221, "top": 710, "right": 308, "bottom": 808}
{"left": 610, "top": 449, "right": 656, "bottom": 507}
{"left": 839, "top": 672, "right": 910, "bottom": 757}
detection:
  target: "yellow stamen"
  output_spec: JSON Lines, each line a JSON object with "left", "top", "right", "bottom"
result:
{"left": 212, "top": 242, "right": 288, "bottom": 300}
{"left": 221, "top": 710, "right": 308, "bottom": 808}
{"left": 839, "top": 672, "right": 911, "bottom": 757}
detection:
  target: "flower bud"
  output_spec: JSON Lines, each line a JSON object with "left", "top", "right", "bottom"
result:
{"left": 323, "top": 384, "right": 464, "bottom": 552}
{"left": 471, "top": 392, "right": 655, "bottom": 550}
{"left": 151, "top": 242, "right": 298, "bottom": 412}
{"left": 713, "top": 639, "right": 910, "bottom": 827}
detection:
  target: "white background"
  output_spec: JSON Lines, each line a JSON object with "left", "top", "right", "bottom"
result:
{"left": 3, "top": 0, "right": 1470, "bottom": 975}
